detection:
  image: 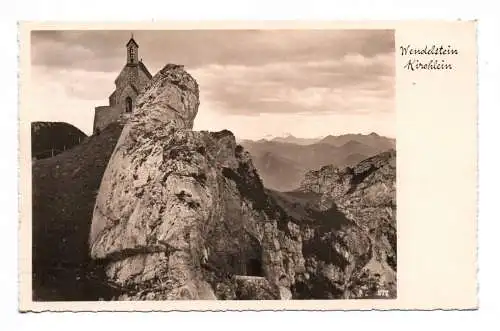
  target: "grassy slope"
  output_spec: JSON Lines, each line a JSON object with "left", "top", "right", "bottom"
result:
{"left": 31, "top": 122, "right": 88, "bottom": 160}
{"left": 32, "top": 123, "right": 123, "bottom": 301}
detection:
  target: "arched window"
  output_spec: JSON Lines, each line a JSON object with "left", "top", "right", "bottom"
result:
{"left": 125, "top": 97, "right": 133, "bottom": 113}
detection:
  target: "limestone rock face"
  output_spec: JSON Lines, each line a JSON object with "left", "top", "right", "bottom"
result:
{"left": 298, "top": 149, "right": 397, "bottom": 298}
{"left": 89, "top": 64, "right": 304, "bottom": 300}
{"left": 133, "top": 64, "right": 199, "bottom": 130}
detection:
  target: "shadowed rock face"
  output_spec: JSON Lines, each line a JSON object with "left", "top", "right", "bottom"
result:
{"left": 297, "top": 150, "right": 397, "bottom": 298}
{"left": 89, "top": 64, "right": 304, "bottom": 300}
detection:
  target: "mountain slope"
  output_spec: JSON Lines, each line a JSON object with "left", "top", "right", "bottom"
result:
{"left": 31, "top": 121, "right": 88, "bottom": 160}
{"left": 32, "top": 123, "right": 123, "bottom": 301}
{"left": 298, "top": 149, "right": 397, "bottom": 298}
{"left": 263, "top": 150, "right": 397, "bottom": 298}
{"left": 250, "top": 152, "right": 307, "bottom": 192}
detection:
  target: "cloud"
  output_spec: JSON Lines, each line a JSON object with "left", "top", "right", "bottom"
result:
{"left": 190, "top": 52, "right": 394, "bottom": 116}
{"left": 32, "top": 65, "right": 117, "bottom": 100}
{"left": 31, "top": 29, "right": 394, "bottom": 70}
{"left": 30, "top": 67, "right": 100, "bottom": 135}
{"left": 30, "top": 29, "right": 395, "bottom": 137}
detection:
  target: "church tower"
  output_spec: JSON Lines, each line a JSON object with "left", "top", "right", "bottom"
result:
{"left": 126, "top": 34, "right": 139, "bottom": 65}
{"left": 93, "top": 34, "right": 153, "bottom": 134}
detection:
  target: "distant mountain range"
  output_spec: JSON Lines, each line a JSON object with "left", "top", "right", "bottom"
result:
{"left": 270, "top": 135, "right": 323, "bottom": 145}
{"left": 239, "top": 133, "right": 395, "bottom": 191}
{"left": 318, "top": 132, "right": 395, "bottom": 149}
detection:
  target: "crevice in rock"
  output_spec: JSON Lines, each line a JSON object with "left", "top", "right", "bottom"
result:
{"left": 345, "top": 165, "right": 375, "bottom": 195}
{"left": 96, "top": 243, "right": 180, "bottom": 264}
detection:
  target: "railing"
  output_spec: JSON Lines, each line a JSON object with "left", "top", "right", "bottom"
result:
{"left": 32, "top": 136, "right": 84, "bottom": 160}
{"left": 32, "top": 147, "right": 65, "bottom": 160}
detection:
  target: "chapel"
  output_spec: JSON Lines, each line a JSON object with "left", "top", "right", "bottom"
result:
{"left": 93, "top": 35, "right": 153, "bottom": 133}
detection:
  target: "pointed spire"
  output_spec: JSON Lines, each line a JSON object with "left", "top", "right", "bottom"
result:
{"left": 126, "top": 33, "right": 139, "bottom": 48}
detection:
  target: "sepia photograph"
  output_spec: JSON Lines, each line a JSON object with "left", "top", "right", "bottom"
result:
{"left": 29, "top": 28, "right": 397, "bottom": 302}
{"left": 5, "top": 0, "right": 493, "bottom": 326}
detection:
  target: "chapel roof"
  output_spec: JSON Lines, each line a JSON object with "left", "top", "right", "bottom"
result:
{"left": 138, "top": 60, "right": 153, "bottom": 79}
{"left": 126, "top": 36, "right": 139, "bottom": 48}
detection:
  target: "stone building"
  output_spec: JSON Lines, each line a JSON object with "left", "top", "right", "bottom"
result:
{"left": 93, "top": 36, "right": 153, "bottom": 133}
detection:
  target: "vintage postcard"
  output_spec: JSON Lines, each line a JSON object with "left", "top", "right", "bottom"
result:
{"left": 18, "top": 21, "right": 477, "bottom": 311}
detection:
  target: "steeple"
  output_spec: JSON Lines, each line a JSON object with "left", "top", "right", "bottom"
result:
{"left": 126, "top": 33, "right": 139, "bottom": 64}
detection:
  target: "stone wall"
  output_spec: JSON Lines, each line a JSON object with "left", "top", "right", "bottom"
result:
{"left": 93, "top": 106, "right": 122, "bottom": 133}
{"left": 114, "top": 65, "right": 149, "bottom": 92}
{"left": 114, "top": 65, "right": 136, "bottom": 92}
{"left": 137, "top": 65, "right": 151, "bottom": 92}
{"left": 115, "top": 85, "right": 138, "bottom": 114}
{"left": 93, "top": 64, "right": 152, "bottom": 135}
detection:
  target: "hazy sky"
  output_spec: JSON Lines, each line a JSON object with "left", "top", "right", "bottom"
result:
{"left": 30, "top": 29, "right": 395, "bottom": 139}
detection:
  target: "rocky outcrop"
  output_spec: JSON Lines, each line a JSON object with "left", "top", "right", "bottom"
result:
{"left": 89, "top": 64, "right": 305, "bottom": 300}
{"left": 298, "top": 150, "right": 397, "bottom": 298}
